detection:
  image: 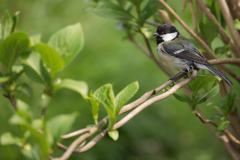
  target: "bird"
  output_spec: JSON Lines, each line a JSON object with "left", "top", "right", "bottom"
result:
{"left": 152, "top": 24, "right": 233, "bottom": 86}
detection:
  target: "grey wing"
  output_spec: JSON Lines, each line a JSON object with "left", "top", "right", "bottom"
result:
{"left": 162, "top": 40, "right": 211, "bottom": 65}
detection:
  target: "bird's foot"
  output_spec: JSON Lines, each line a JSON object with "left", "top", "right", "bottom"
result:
{"left": 168, "top": 78, "right": 175, "bottom": 87}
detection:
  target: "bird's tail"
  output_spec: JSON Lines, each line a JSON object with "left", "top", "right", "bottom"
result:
{"left": 205, "top": 65, "right": 233, "bottom": 86}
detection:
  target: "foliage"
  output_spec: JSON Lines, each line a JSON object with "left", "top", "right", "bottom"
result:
{"left": 0, "top": 0, "right": 239, "bottom": 159}
{"left": 0, "top": 11, "right": 86, "bottom": 159}
{"left": 174, "top": 75, "right": 220, "bottom": 109}
{"left": 88, "top": 82, "right": 139, "bottom": 140}
{"left": 0, "top": 9, "right": 139, "bottom": 158}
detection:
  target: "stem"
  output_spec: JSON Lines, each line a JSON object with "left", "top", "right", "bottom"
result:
{"left": 4, "top": 94, "right": 17, "bottom": 110}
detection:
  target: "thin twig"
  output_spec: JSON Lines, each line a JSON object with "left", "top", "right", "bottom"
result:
{"left": 55, "top": 56, "right": 240, "bottom": 159}
{"left": 157, "top": 10, "right": 174, "bottom": 26}
{"left": 54, "top": 71, "right": 198, "bottom": 159}
{"left": 217, "top": 0, "right": 240, "bottom": 53}
{"left": 4, "top": 94, "right": 17, "bottom": 110}
{"left": 61, "top": 128, "right": 90, "bottom": 139}
{"left": 129, "top": 37, "right": 150, "bottom": 57}
{"left": 208, "top": 58, "right": 240, "bottom": 65}
{"left": 41, "top": 108, "right": 46, "bottom": 119}
{"left": 222, "top": 140, "right": 240, "bottom": 160}
{"left": 195, "top": 112, "right": 240, "bottom": 145}
{"left": 158, "top": 0, "right": 240, "bottom": 84}
{"left": 182, "top": 0, "right": 188, "bottom": 12}
{"left": 196, "top": 0, "right": 240, "bottom": 58}
{"left": 189, "top": 0, "right": 198, "bottom": 34}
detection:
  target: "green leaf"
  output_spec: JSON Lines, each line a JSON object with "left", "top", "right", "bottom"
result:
{"left": 95, "top": 1, "right": 135, "bottom": 20}
{"left": 218, "top": 121, "right": 230, "bottom": 130}
{"left": 96, "top": 97, "right": 113, "bottom": 116}
{"left": 220, "top": 91, "right": 237, "bottom": 116}
{"left": 94, "top": 97, "right": 115, "bottom": 127}
{"left": 48, "top": 23, "right": 84, "bottom": 65}
{"left": 115, "top": 81, "right": 139, "bottom": 115}
{"left": 1, "top": 10, "right": 14, "bottom": 39}
{"left": 108, "top": 130, "right": 119, "bottom": 141}
{"left": 0, "top": 75, "right": 10, "bottom": 83}
{"left": 234, "top": 19, "right": 240, "bottom": 30}
{"left": 21, "top": 144, "right": 42, "bottom": 160}
{"left": 11, "top": 11, "right": 20, "bottom": 34}
{"left": 196, "top": 83, "right": 220, "bottom": 104}
{"left": 188, "top": 75, "right": 217, "bottom": 97}
{"left": 140, "top": 27, "right": 152, "bottom": 38}
{"left": 29, "top": 33, "right": 41, "bottom": 47}
{"left": 105, "top": 84, "right": 115, "bottom": 110}
{"left": 207, "top": 102, "right": 219, "bottom": 108}
{"left": 173, "top": 93, "right": 192, "bottom": 103}
{"left": 214, "top": 45, "right": 231, "bottom": 56}
{"left": 127, "top": 0, "right": 143, "bottom": 5}
{"left": 35, "top": 43, "right": 65, "bottom": 77}
{"left": 48, "top": 112, "right": 78, "bottom": 142}
{"left": 54, "top": 79, "right": 88, "bottom": 99}
{"left": 88, "top": 97, "right": 99, "bottom": 124}
{"left": 0, "top": 32, "right": 30, "bottom": 74}
{"left": 25, "top": 126, "right": 49, "bottom": 157}
{"left": 199, "top": 13, "right": 219, "bottom": 44}
{"left": 9, "top": 113, "right": 29, "bottom": 125}
{"left": 88, "top": 84, "right": 112, "bottom": 124}
{"left": 16, "top": 83, "right": 32, "bottom": 98}
{"left": 0, "top": 132, "right": 21, "bottom": 146}
{"left": 208, "top": 113, "right": 224, "bottom": 121}
{"left": 17, "top": 99, "right": 32, "bottom": 122}
{"left": 141, "top": 0, "right": 162, "bottom": 21}
{"left": 21, "top": 51, "right": 51, "bottom": 87}
{"left": 39, "top": 94, "right": 51, "bottom": 109}
{"left": 32, "top": 119, "right": 43, "bottom": 130}
{"left": 93, "top": 84, "right": 112, "bottom": 103}
{"left": 8, "top": 100, "right": 32, "bottom": 125}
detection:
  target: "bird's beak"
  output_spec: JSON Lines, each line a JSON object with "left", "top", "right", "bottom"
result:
{"left": 152, "top": 32, "right": 159, "bottom": 36}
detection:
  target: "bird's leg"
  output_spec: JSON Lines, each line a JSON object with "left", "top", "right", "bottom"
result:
{"left": 168, "top": 72, "right": 184, "bottom": 87}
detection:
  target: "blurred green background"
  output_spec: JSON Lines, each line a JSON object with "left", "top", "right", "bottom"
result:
{"left": 0, "top": 0, "right": 235, "bottom": 159}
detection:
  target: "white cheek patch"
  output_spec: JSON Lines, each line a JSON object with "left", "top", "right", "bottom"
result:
{"left": 161, "top": 32, "right": 178, "bottom": 42}
{"left": 174, "top": 49, "right": 185, "bottom": 54}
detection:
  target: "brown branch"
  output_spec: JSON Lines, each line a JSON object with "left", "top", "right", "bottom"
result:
{"left": 56, "top": 56, "right": 240, "bottom": 159}
{"left": 196, "top": 0, "right": 240, "bottom": 58}
{"left": 158, "top": 0, "right": 215, "bottom": 58}
{"left": 4, "top": 94, "right": 17, "bottom": 110}
{"left": 217, "top": 0, "right": 240, "bottom": 53}
{"left": 158, "top": 0, "right": 240, "bottom": 84}
{"left": 208, "top": 58, "right": 240, "bottom": 65}
{"left": 157, "top": 10, "right": 174, "bottom": 26}
{"left": 129, "top": 37, "right": 151, "bottom": 57}
{"left": 182, "top": 0, "right": 188, "bottom": 12}
{"left": 54, "top": 71, "right": 198, "bottom": 159}
{"left": 189, "top": 0, "right": 198, "bottom": 34}
{"left": 229, "top": 107, "right": 240, "bottom": 139}
{"left": 195, "top": 112, "right": 240, "bottom": 145}
{"left": 61, "top": 128, "right": 90, "bottom": 139}
{"left": 222, "top": 140, "right": 240, "bottom": 160}
{"left": 226, "top": 0, "right": 240, "bottom": 21}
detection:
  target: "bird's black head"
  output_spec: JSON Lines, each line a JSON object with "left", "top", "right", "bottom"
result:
{"left": 152, "top": 24, "right": 179, "bottom": 45}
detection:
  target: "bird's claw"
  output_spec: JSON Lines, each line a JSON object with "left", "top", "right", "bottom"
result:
{"left": 169, "top": 79, "right": 175, "bottom": 87}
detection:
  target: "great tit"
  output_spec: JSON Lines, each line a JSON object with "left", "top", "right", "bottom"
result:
{"left": 153, "top": 24, "right": 233, "bottom": 86}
